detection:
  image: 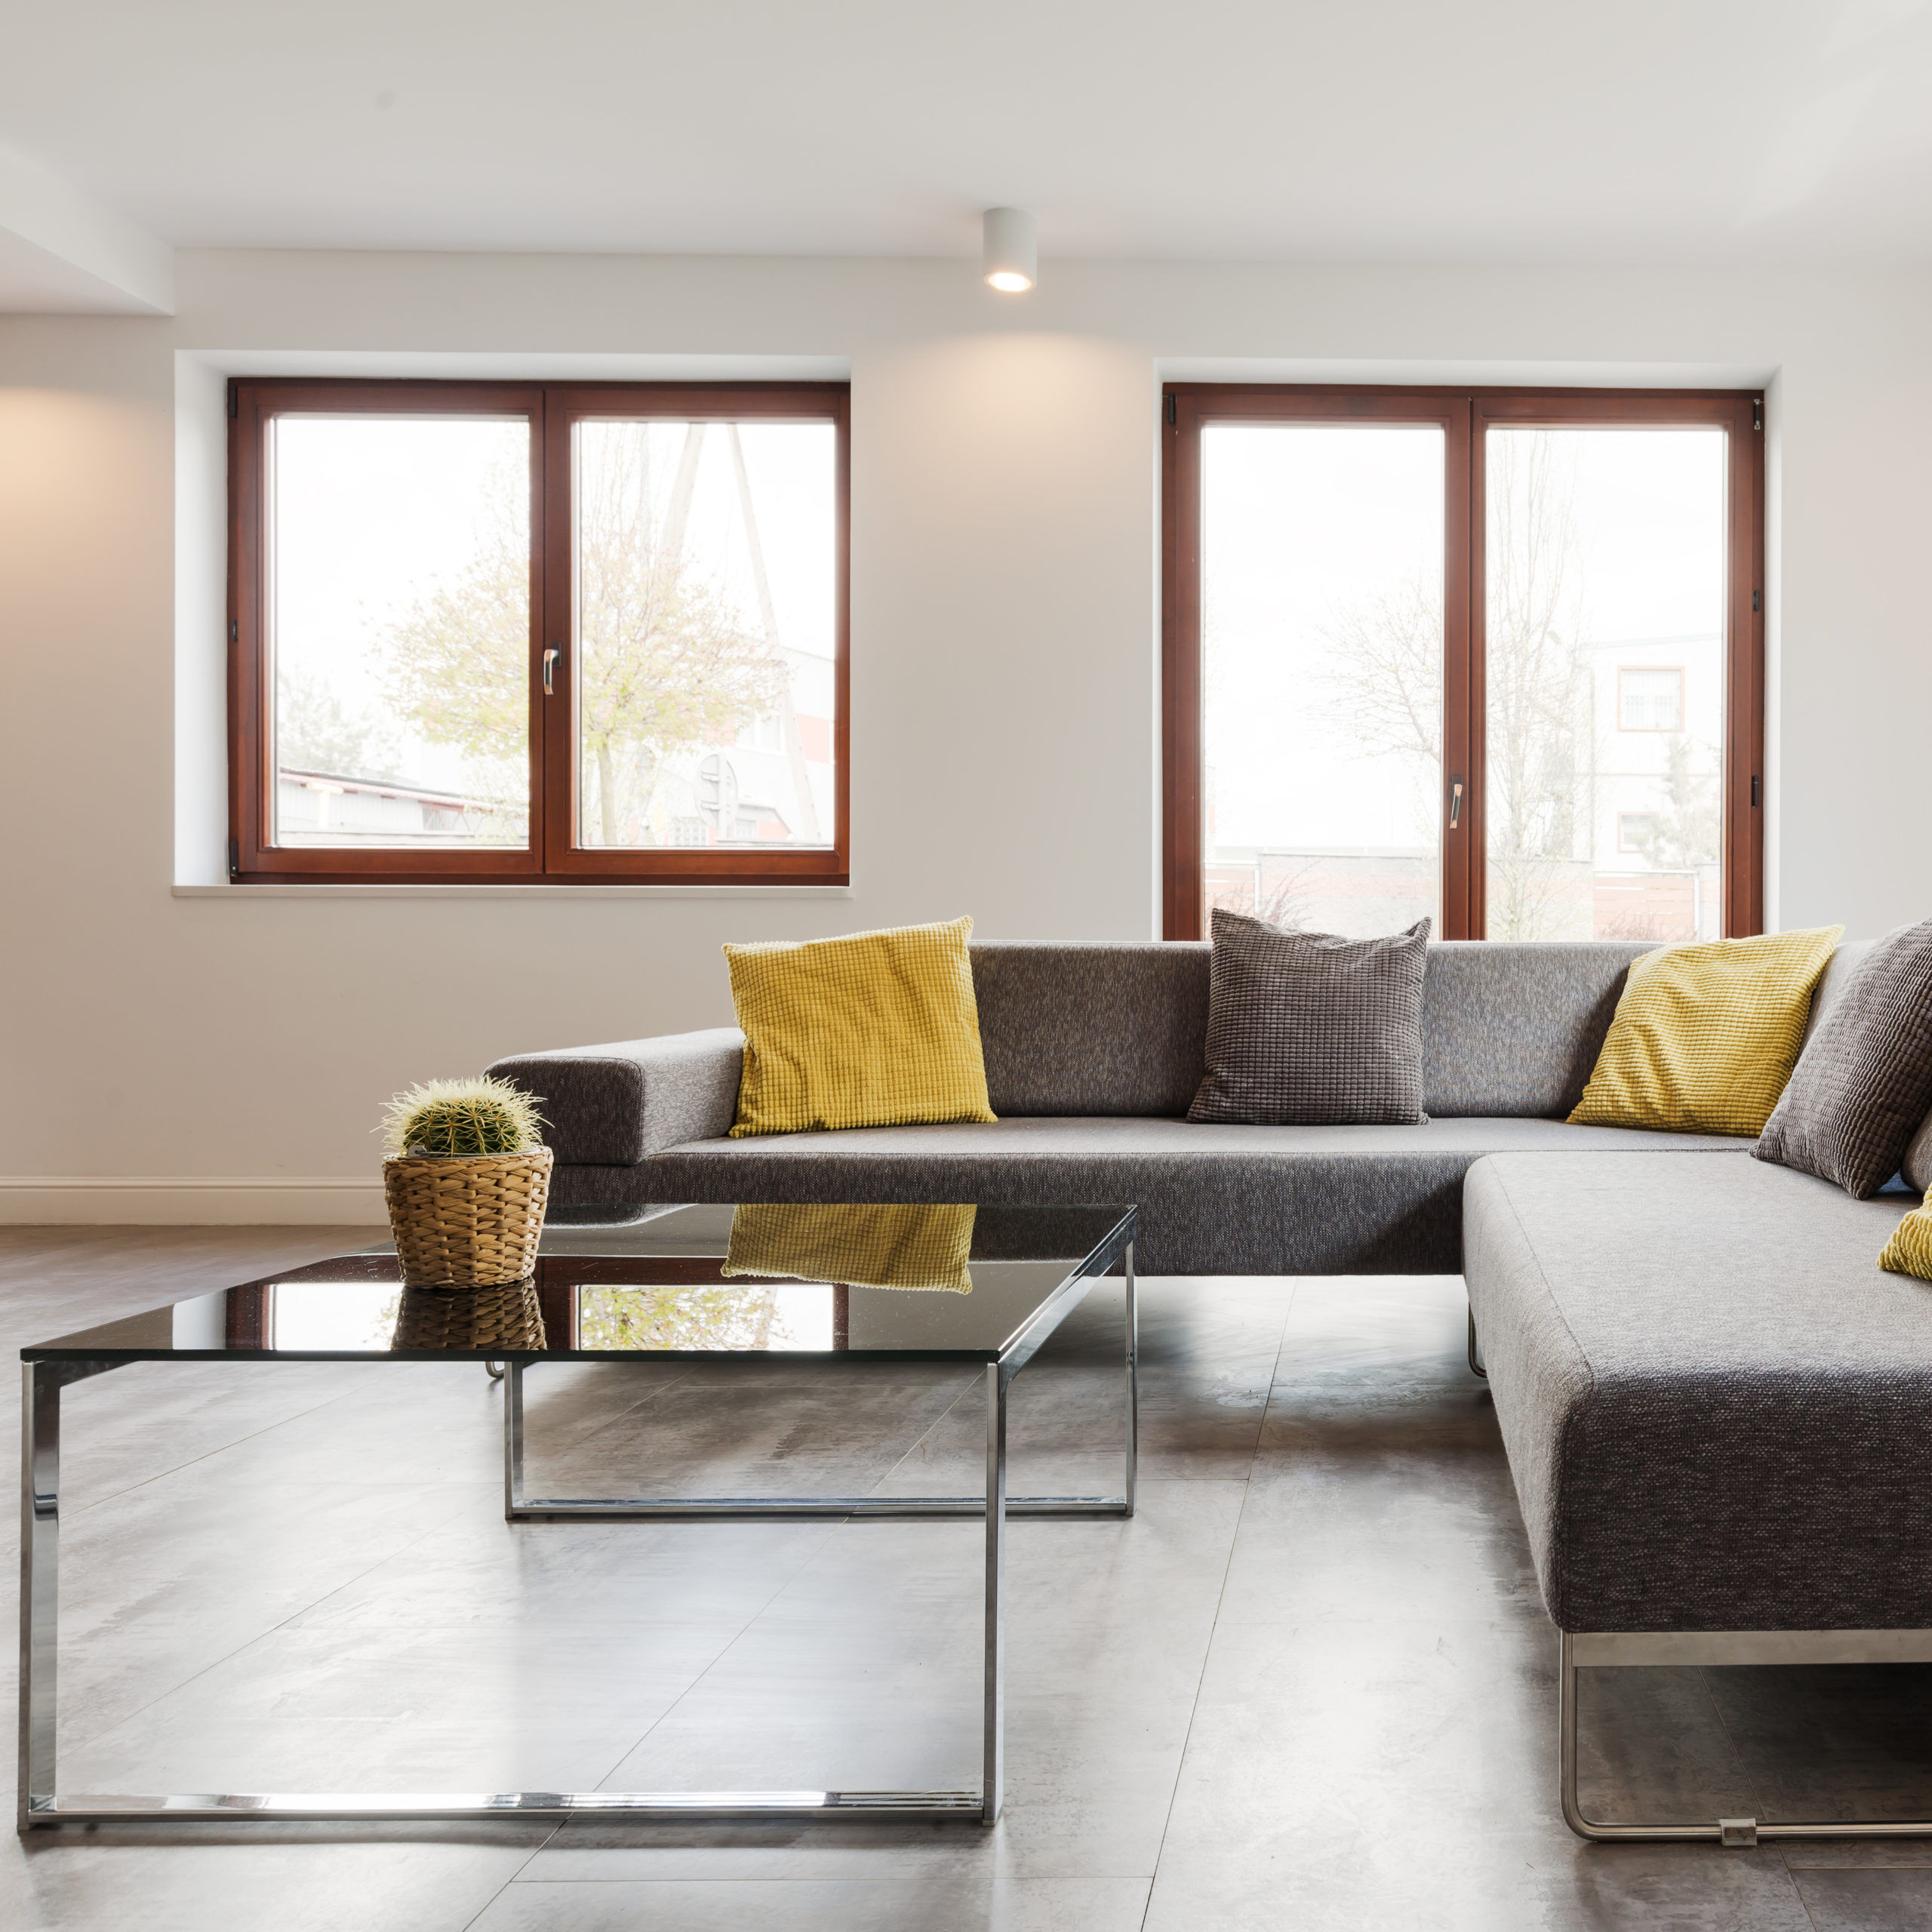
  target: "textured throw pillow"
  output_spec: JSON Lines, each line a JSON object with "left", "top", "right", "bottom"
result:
{"left": 1904, "top": 1111, "right": 1932, "bottom": 1195}
{"left": 1187, "top": 911, "right": 1429, "bottom": 1126}
{"left": 724, "top": 1201, "right": 976, "bottom": 1294}
{"left": 724, "top": 917, "right": 996, "bottom": 1137}
{"left": 1568, "top": 926, "right": 1842, "bottom": 1137}
{"left": 1880, "top": 1204, "right": 1932, "bottom": 1281}
{"left": 1755, "top": 918, "right": 1932, "bottom": 1198}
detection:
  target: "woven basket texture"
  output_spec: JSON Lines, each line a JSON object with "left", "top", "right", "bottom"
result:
{"left": 383, "top": 1147, "right": 553, "bottom": 1288}
{"left": 392, "top": 1279, "right": 546, "bottom": 1351}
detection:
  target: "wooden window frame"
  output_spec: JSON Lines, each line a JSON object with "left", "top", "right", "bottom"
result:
{"left": 1161, "top": 384, "right": 1764, "bottom": 940}
{"left": 228, "top": 377, "right": 851, "bottom": 886}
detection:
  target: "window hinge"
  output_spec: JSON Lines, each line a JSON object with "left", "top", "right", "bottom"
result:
{"left": 227, "top": 837, "right": 241, "bottom": 879}
{"left": 1752, "top": 775, "right": 1761, "bottom": 808}
{"left": 1166, "top": 392, "right": 1177, "bottom": 426}
{"left": 1752, "top": 398, "right": 1762, "bottom": 432}
{"left": 1752, "top": 589, "right": 1761, "bottom": 613}
{"left": 228, "top": 386, "right": 238, "bottom": 420}
{"left": 229, "top": 618, "right": 238, "bottom": 644}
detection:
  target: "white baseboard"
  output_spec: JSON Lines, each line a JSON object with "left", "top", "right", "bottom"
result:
{"left": 0, "top": 1177, "right": 387, "bottom": 1226}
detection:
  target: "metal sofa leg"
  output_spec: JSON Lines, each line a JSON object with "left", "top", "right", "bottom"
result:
{"left": 1467, "top": 1303, "right": 1487, "bottom": 1379}
{"left": 1559, "top": 1629, "right": 1932, "bottom": 1842}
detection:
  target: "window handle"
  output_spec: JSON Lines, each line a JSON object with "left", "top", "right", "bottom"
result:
{"left": 1450, "top": 776, "right": 1464, "bottom": 829}
{"left": 543, "top": 645, "right": 562, "bottom": 697}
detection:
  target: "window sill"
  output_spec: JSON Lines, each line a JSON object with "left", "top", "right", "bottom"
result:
{"left": 171, "top": 883, "right": 854, "bottom": 900}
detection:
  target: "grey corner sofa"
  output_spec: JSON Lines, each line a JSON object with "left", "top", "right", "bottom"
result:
{"left": 487, "top": 940, "right": 1750, "bottom": 1273}
{"left": 490, "top": 935, "right": 1932, "bottom": 1844}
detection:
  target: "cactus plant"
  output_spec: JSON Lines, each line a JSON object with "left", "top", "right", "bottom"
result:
{"left": 379, "top": 1075, "right": 546, "bottom": 1158}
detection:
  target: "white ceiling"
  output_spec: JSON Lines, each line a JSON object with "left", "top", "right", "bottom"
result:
{"left": 4, "top": 0, "right": 1932, "bottom": 276}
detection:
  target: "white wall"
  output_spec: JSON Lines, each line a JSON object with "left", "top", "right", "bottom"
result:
{"left": 2, "top": 251, "right": 1929, "bottom": 1219}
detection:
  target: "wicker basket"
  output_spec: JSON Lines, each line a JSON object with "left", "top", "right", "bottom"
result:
{"left": 383, "top": 1147, "right": 553, "bottom": 1288}
{"left": 392, "top": 1278, "right": 546, "bottom": 1352}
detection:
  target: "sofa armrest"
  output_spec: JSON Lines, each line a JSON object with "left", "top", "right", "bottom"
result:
{"left": 486, "top": 1028, "right": 745, "bottom": 1164}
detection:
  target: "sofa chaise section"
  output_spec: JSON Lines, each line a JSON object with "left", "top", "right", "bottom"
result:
{"left": 1466, "top": 1149, "right": 1932, "bottom": 1635}
{"left": 1464, "top": 1147, "right": 1932, "bottom": 1840}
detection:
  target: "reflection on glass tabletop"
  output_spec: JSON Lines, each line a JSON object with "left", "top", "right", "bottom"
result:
{"left": 25, "top": 1203, "right": 1134, "bottom": 1364}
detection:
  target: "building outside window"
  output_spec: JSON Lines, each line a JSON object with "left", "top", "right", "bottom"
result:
{"left": 1618, "top": 665, "right": 1685, "bottom": 731}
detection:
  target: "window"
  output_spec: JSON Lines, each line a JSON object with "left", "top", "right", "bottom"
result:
{"left": 1163, "top": 387, "right": 1762, "bottom": 942}
{"left": 228, "top": 380, "right": 848, "bottom": 884}
{"left": 1617, "top": 811, "right": 1657, "bottom": 853}
{"left": 1618, "top": 666, "right": 1685, "bottom": 732}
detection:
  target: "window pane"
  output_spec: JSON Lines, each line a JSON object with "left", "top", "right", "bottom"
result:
{"left": 269, "top": 416, "right": 531, "bottom": 849}
{"left": 574, "top": 419, "right": 838, "bottom": 850}
{"left": 1484, "top": 429, "right": 1726, "bottom": 942}
{"left": 1200, "top": 424, "right": 1444, "bottom": 938}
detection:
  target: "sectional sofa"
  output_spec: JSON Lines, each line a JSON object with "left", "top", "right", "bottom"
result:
{"left": 491, "top": 937, "right": 1931, "bottom": 1844}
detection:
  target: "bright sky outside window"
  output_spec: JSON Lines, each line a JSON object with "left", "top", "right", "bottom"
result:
{"left": 269, "top": 415, "right": 531, "bottom": 851}
{"left": 1200, "top": 423, "right": 1444, "bottom": 940}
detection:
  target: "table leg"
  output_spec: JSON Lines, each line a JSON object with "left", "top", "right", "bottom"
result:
{"left": 18, "top": 1364, "right": 59, "bottom": 1831}
{"left": 503, "top": 1360, "right": 526, "bottom": 1519}
{"left": 1122, "top": 1241, "right": 1137, "bottom": 1519}
{"left": 983, "top": 1361, "right": 1007, "bottom": 1825}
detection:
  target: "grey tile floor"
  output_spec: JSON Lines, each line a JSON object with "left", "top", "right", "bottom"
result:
{"left": 3, "top": 1226, "right": 1931, "bottom": 1929}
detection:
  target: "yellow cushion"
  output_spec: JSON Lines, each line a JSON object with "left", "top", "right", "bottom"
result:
{"left": 724, "top": 916, "right": 996, "bottom": 1137}
{"left": 724, "top": 1202, "right": 976, "bottom": 1294}
{"left": 1568, "top": 927, "right": 1844, "bottom": 1137}
{"left": 1879, "top": 1205, "right": 1932, "bottom": 1282}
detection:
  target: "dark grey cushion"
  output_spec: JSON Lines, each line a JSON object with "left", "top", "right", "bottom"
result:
{"left": 488, "top": 1029, "right": 743, "bottom": 1164}
{"left": 1904, "top": 1111, "right": 1932, "bottom": 1195}
{"left": 1189, "top": 912, "right": 1430, "bottom": 1125}
{"left": 1756, "top": 918, "right": 1932, "bottom": 1198}
{"left": 550, "top": 1114, "right": 1749, "bottom": 1275}
{"left": 1466, "top": 1150, "right": 1930, "bottom": 1632}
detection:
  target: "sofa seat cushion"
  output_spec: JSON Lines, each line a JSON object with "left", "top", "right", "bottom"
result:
{"left": 549, "top": 1116, "right": 1749, "bottom": 1276}
{"left": 1465, "top": 1151, "right": 1930, "bottom": 1635}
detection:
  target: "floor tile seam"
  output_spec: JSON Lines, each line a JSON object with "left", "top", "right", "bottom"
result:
{"left": 521, "top": 1364, "right": 725, "bottom": 1458}
{"left": 519, "top": 1379, "right": 983, "bottom": 1475}
{"left": 460, "top": 1826, "right": 567, "bottom": 1931}
{"left": 863, "top": 1369, "right": 1001, "bottom": 1494}
{"left": 1137, "top": 1281, "right": 1294, "bottom": 1930}
{"left": 60, "top": 1380, "right": 400, "bottom": 1518}
{"left": 54, "top": 1508, "right": 464, "bottom": 1756}
{"left": 578, "top": 1524, "right": 851, "bottom": 1790}
{"left": 1699, "top": 1660, "right": 1778, "bottom": 1834}
{"left": 554, "top": 1435, "right": 1197, "bottom": 1786}
{"left": 1784, "top": 1863, "right": 1828, "bottom": 1931}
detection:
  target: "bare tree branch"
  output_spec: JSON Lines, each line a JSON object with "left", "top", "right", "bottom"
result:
{"left": 378, "top": 433, "right": 788, "bottom": 847}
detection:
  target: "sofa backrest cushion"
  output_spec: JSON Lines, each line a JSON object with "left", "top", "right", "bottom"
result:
{"left": 973, "top": 943, "right": 1211, "bottom": 1117}
{"left": 1800, "top": 938, "right": 1872, "bottom": 1046}
{"left": 970, "top": 939, "right": 1654, "bottom": 1120}
{"left": 1421, "top": 940, "right": 1655, "bottom": 1118}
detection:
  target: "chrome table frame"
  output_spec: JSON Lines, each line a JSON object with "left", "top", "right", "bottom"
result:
{"left": 1560, "top": 1628, "right": 1932, "bottom": 1844}
{"left": 18, "top": 1223, "right": 1135, "bottom": 1832}
{"left": 504, "top": 1242, "right": 1137, "bottom": 1524}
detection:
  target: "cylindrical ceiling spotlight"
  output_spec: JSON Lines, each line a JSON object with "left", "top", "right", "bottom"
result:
{"left": 982, "top": 207, "right": 1037, "bottom": 293}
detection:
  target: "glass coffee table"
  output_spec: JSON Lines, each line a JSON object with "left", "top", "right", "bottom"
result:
{"left": 18, "top": 1199, "right": 1137, "bottom": 1831}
